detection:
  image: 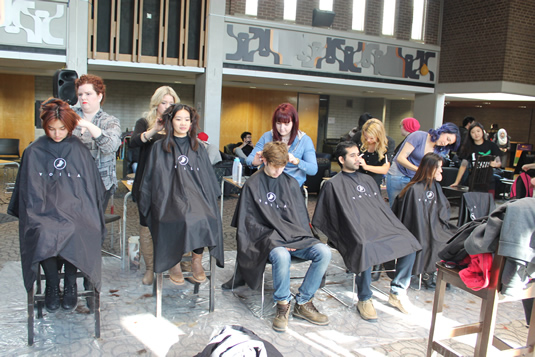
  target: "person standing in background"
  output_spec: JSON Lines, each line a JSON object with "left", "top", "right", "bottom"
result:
{"left": 393, "top": 117, "right": 420, "bottom": 156}
{"left": 494, "top": 128, "right": 511, "bottom": 169}
{"left": 458, "top": 116, "right": 475, "bottom": 151}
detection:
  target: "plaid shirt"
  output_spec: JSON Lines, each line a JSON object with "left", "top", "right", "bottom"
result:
{"left": 73, "top": 108, "right": 121, "bottom": 192}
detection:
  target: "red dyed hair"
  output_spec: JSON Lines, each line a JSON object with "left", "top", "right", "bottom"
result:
{"left": 272, "top": 103, "right": 299, "bottom": 145}
{"left": 75, "top": 74, "right": 107, "bottom": 104}
{"left": 40, "top": 98, "right": 78, "bottom": 138}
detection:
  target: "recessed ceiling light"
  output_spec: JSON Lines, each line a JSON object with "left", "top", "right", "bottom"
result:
{"left": 519, "top": 106, "right": 527, "bottom": 108}
{"left": 174, "top": 81, "right": 181, "bottom": 83}
{"left": 447, "top": 93, "right": 535, "bottom": 101}
{"left": 283, "top": 83, "right": 291, "bottom": 86}
{"left": 483, "top": 102, "right": 491, "bottom": 105}
{"left": 475, "top": 105, "right": 483, "bottom": 108}
{"left": 249, "top": 86, "right": 256, "bottom": 89}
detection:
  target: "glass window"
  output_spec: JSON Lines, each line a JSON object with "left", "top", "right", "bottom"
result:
{"left": 352, "top": 0, "right": 366, "bottom": 31}
{"left": 284, "top": 0, "right": 297, "bottom": 20}
{"left": 411, "top": 0, "right": 426, "bottom": 40}
{"left": 245, "top": 0, "right": 258, "bottom": 16}
{"left": 382, "top": 0, "right": 396, "bottom": 36}
{"left": 319, "top": 0, "right": 333, "bottom": 11}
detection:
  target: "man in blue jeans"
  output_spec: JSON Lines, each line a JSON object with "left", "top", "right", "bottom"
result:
{"left": 232, "top": 141, "right": 331, "bottom": 332}
{"left": 313, "top": 141, "right": 421, "bottom": 322}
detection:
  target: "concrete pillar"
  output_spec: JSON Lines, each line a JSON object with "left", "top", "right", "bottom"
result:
{"left": 65, "top": 0, "right": 88, "bottom": 76}
{"left": 413, "top": 93, "right": 445, "bottom": 131}
{"left": 195, "top": 1, "right": 225, "bottom": 149}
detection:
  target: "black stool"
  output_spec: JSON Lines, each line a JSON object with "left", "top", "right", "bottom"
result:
{"left": 28, "top": 268, "right": 100, "bottom": 346}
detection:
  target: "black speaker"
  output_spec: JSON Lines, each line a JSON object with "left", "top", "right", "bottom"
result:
{"left": 53, "top": 69, "right": 78, "bottom": 105}
{"left": 312, "top": 9, "right": 335, "bottom": 27}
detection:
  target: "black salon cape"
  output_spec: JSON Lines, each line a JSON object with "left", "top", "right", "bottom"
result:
{"left": 139, "top": 139, "right": 224, "bottom": 273}
{"left": 8, "top": 136, "right": 106, "bottom": 292}
{"left": 232, "top": 169, "right": 321, "bottom": 290}
{"left": 392, "top": 181, "right": 456, "bottom": 275}
{"left": 312, "top": 171, "right": 421, "bottom": 274}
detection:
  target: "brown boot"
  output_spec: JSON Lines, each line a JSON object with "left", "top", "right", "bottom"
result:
{"left": 191, "top": 252, "right": 207, "bottom": 283}
{"left": 180, "top": 252, "right": 195, "bottom": 284}
{"left": 169, "top": 262, "right": 185, "bottom": 285}
{"left": 139, "top": 226, "right": 154, "bottom": 285}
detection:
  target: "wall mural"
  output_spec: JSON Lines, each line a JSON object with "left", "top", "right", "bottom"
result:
{"left": 0, "top": 0, "right": 67, "bottom": 49}
{"left": 225, "top": 24, "right": 437, "bottom": 85}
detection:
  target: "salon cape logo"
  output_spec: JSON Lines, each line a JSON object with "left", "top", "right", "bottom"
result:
{"left": 356, "top": 185, "right": 365, "bottom": 193}
{"left": 426, "top": 191, "right": 435, "bottom": 200}
{"left": 177, "top": 155, "right": 189, "bottom": 166}
{"left": 54, "top": 158, "right": 67, "bottom": 170}
{"left": 267, "top": 192, "right": 276, "bottom": 202}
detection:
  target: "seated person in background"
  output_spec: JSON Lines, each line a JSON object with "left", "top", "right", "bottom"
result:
{"left": 312, "top": 141, "right": 422, "bottom": 322}
{"left": 233, "top": 141, "right": 331, "bottom": 332}
{"left": 198, "top": 131, "right": 222, "bottom": 165}
{"left": 8, "top": 98, "right": 106, "bottom": 312}
{"left": 391, "top": 153, "right": 456, "bottom": 289}
{"left": 233, "top": 131, "right": 254, "bottom": 159}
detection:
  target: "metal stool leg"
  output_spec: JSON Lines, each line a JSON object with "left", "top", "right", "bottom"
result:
{"left": 95, "top": 289, "right": 100, "bottom": 338}
{"left": 28, "top": 288, "right": 34, "bottom": 346}
{"left": 156, "top": 273, "right": 163, "bottom": 318}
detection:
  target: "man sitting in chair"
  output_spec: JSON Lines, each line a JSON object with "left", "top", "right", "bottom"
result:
{"left": 313, "top": 141, "right": 421, "bottom": 322}
{"left": 233, "top": 131, "right": 254, "bottom": 160}
{"left": 232, "top": 141, "right": 331, "bottom": 332}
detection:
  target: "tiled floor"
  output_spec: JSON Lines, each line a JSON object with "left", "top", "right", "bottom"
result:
{"left": 0, "top": 168, "right": 530, "bottom": 356}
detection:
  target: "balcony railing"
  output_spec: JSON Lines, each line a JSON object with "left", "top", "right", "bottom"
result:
{"left": 88, "top": 0, "right": 208, "bottom": 67}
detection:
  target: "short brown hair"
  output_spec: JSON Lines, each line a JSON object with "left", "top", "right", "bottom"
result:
{"left": 262, "top": 141, "right": 288, "bottom": 167}
{"left": 75, "top": 74, "right": 107, "bottom": 104}
{"left": 40, "top": 98, "right": 78, "bottom": 137}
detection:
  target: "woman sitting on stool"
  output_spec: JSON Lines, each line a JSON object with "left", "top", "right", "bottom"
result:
{"left": 8, "top": 98, "right": 106, "bottom": 312}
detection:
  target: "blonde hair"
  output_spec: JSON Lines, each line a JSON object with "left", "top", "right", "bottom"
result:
{"left": 360, "top": 118, "right": 388, "bottom": 161}
{"left": 144, "top": 86, "right": 180, "bottom": 130}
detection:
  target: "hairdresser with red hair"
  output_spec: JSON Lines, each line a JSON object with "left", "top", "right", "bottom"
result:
{"left": 73, "top": 74, "right": 121, "bottom": 209}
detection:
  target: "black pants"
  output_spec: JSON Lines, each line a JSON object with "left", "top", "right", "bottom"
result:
{"left": 41, "top": 257, "right": 77, "bottom": 287}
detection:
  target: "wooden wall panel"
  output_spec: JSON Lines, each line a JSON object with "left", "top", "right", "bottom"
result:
{"left": 0, "top": 74, "right": 35, "bottom": 154}
{"left": 297, "top": 93, "right": 320, "bottom": 150}
{"left": 220, "top": 88, "right": 320, "bottom": 152}
{"left": 220, "top": 87, "right": 298, "bottom": 151}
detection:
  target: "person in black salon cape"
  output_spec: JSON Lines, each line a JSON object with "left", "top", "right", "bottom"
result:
{"left": 312, "top": 141, "right": 421, "bottom": 322}
{"left": 139, "top": 104, "right": 223, "bottom": 286}
{"left": 232, "top": 141, "right": 331, "bottom": 332}
{"left": 391, "top": 152, "right": 456, "bottom": 289}
{"left": 8, "top": 98, "right": 106, "bottom": 313}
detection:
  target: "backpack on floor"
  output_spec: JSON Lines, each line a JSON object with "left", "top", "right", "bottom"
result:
{"left": 510, "top": 172, "right": 533, "bottom": 199}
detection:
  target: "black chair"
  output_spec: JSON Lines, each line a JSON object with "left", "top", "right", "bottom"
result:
{"left": 29, "top": 268, "right": 100, "bottom": 346}
{"left": 0, "top": 138, "right": 20, "bottom": 160}
{"left": 439, "top": 167, "right": 459, "bottom": 187}
{"left": 468, "top": 156, "right": 494, "bottom": 192}
{"left": 304, "top": 153, "right": 332, "bottom": 194}
{"left": 224, "top": 143, "right": 238, "bottom": 156}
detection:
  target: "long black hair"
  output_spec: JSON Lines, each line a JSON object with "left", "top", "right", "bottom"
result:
{"left": 161, "top": 104, "right": 200, "bottom": 153}
{"left": 459, "top": 121, "right": 485, "bottom": 158}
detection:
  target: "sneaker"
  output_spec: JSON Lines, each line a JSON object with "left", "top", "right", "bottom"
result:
{"left": 293, "top": 300, "right": 329, "bottom": 325}
{"left": 356, "top": 299, "right": 378, "bottom": 322}
{"left": 388, "top": 293, "right": 409, "bottom": 314}
{"left": 45, "top": 284, "right": 61, "bottom": 313}
{"left": 272, "top": 301, "right": 291, "bottom": 332}
{"left": 62, "top": 283, "right": 78, "bottom": 311}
